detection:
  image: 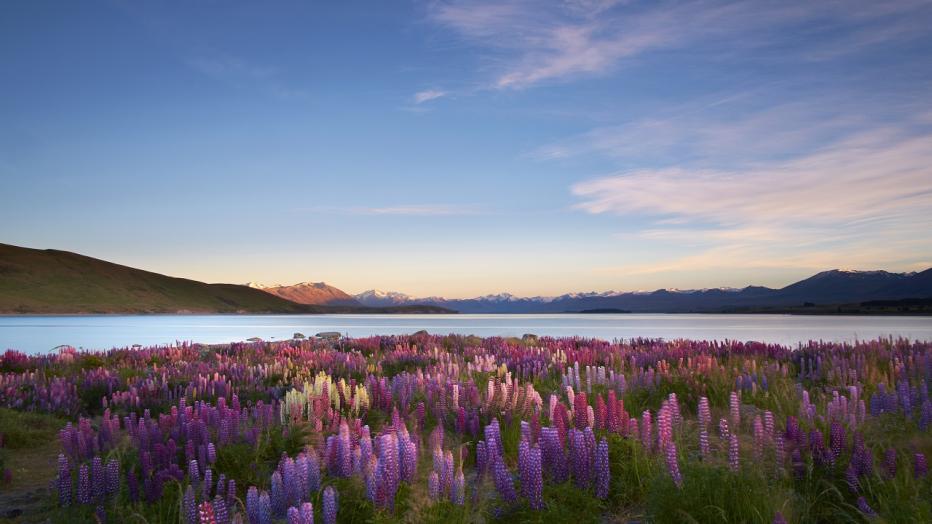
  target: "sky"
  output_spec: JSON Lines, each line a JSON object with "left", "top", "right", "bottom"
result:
{"left": 2, "top": 0, "right": 932, "bottom": 298}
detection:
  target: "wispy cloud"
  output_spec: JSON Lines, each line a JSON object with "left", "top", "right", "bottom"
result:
{"left": 427, "top": 0, "right": 932, "bottom": 90}
{"left": 413, "top": 89, "right": 447, "bottom": 104}
{"left": 572, "top": 125, "right": 932, "bottom": 274}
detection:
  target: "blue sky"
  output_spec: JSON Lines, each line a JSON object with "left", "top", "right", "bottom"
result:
{"left": 2, "top": 0, "right": 931, "bottom": 297}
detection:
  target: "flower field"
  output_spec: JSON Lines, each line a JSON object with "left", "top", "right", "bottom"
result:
{"left": 0, "top": 334, "right": 930, "bottom": 523}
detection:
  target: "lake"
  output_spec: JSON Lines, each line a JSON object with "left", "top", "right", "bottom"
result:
{"left": 2, "top": 313, "right": 932, "bottom": 354}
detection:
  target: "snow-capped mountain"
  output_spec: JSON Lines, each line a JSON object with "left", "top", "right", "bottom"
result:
{"left": 352, "top": 269, "right": 932, "bottom": 313}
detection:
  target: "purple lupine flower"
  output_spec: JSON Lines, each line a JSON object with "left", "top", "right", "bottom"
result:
{"left": 78, "top": 464, "right": 91, "bottom": 505}
{"left": 213, "top": 495, "right": 230, "bottom": 524}
{"left": 666, "top": 441, "right": 683, "bottom": 488}
{"left": 526, "top": 445, "right": 544, "bottom": 510}
{"left": 857, "top": 496, "right": 877, "bottom": 517}
{"left": 57, "top": 454, "right": 72, "bottom": 506}
{"left": 792, "top": 449, "right": 805, "bottom": 480}
{"left": 594, "top": 438, "right": 610, "bottom": 499}
{"left": 105, "top": 458, "right": 119, "bottom": 498}
{"left": 258, "top": 491, "right": 272, "bottom": 524}
{"left": 452, "top": 469, "right": 465, "bottom": 506}
{"left": 301, "top": 502, "right": 314, "bottom": 524}
{"left": 207, "top": 442, "right": 217, "bottom": 464}
{"left": 323, "top": 486, "right": 338, "bottom": 524}
{"left": 95, "top": 505, "right": 107, "bottom": 523}
{"left": 915, "top": 453, "right": 928, "bottom": 478}
{"left": 829, "top": 421, "right": 845, "bottom": 462}
{"left": 729, "top": 434, "right": 740, "bottom": 472}
{"left": 493, "top": 455, "right": 517, "bottom": 503}
{"left": 204, "top": 468, "right": 214, "bottom": 501}
{"left": 91, "top": 456, "right": 105, "bottom": 502}
{"left": 698, "top": 396, "right": 711, "bottom": 429}
{"left": 428, "top": 471, "right": 440, "bottom": 500}
{"left": 271, "top": 471, "right": 285, "bottom": 516}
{"left": 729, "top": 392, "right": 740, "bottom": 429}
{"left": 184, "top": 485, "right": 198, "bottom": 524}
{"left": 699, "top": 428, "right": 710, "bottom": 459}
{"left": 287, "top": 507, "right": 301, "bottom": 524}
{"left": 772, "top": 512, "right": 787, "bottom": 524}
{"left": 570, "top": 429, "right": 591, "bottom": 488}
{"left": 227, "top": 479, "right": 237, "bottom": 508}
{"left": 443, "top": 450, "right": 454, "bottom": 495}
{"left": 247, "top": 486, "right": 260, "bottom": 524}
{"left": 189, "top": 459, "right": 201, "bottom": 485}
{"left": 719, "top": 418, "right": 730, "bottom": 443}
{"left": 882, "top": 448, "right": 897, "bottom": 479}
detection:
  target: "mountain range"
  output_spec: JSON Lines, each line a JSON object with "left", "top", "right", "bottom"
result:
{"left": 349, "top": 269, "right": 932, "bottom": 313}
{"left": 2, "top": 242, "right": 930, "bottom": 314}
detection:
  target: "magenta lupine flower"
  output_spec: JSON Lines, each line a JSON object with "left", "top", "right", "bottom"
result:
{"left": 915, "top": 452, "right": 928, "bottom": 478}
{"left": 665, "top": 441, "right": 683, "bottom": 488}
{"left": 57, "top": 454, "right": 72, "bottom": 506}
{"left": 641, "top": 410, "right": 652, "bottom": 452}
{"left": 729, "top": 433, "right": 740, "bottom": 472}
{"left": 323, "top": 486, "right": 338, "bottom": 524}
{"left": 199, "top": 501, "right": 216, "bottom": 524}
{"left": 594, "top": 438, "right": 610, "bottom": 499}
{"left": 729, "top": 392, "right": 740, "bottom": 429}
{"left": 184, "top": 485, "right": 198, "bottom": 524}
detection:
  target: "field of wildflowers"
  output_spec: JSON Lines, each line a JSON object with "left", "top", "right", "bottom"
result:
{"left": 0, "top": 334, "right": 930, "bottom": 523}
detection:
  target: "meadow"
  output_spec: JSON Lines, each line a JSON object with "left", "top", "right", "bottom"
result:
{"left": 0, "top": 334, "right": 929, "bottom": 523}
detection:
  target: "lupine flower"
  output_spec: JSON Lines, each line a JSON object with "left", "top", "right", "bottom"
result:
{"left": 729, "top": 392, "right": 741, "bottom": 429}
{"left": 78, "top": 464, "right": 91, "bottom": 505}
{"left": 772, "top": 512, "right": 787, "bottom": 524}
{"left": 915, "top": 453, "right": 928, "bottom": 478}
{"left": 258, "top": 491, "right": 272, "bottom": 524}
{"left": 452, "top": 468, "right": 465, "bottom": 506}
{"left": 57, "top": 454, "right": 72, "bottom": 506}
{"left": 493, "top": 455, "right": 517, "bottom": 503}
{"left": 857, "top": 496, "right": 877, "bottom": 517}
{"left": 594, "top": 438, "right": 610, "bottom": 499}
{"left": 729, "top": 434, "right": 740, "bottom": 472}
{"left": 199, "top": 501, "right": 217, "bottom": 524}
{"left": 323, "top": 486, "right": 338, "bottom": 524}
{"left": 665, "top": 441, "right": 683, "bottom": 488}
{"left": 184, "top": 485, "right": 198, "bottom": 524}
{"left": 428, "top": 471, "right": 440, "bottom": 500}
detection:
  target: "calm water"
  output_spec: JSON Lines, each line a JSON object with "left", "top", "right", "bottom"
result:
{"left": 2, "top": 314, "right": 931, "bottom": 354}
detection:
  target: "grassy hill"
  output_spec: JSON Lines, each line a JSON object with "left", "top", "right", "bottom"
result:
{"left": 0, "top": 243, "right": 323, "bottom": 314}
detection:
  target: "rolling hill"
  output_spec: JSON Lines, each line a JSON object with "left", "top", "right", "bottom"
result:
{"left": 0, "top": 243, "right": 449, "bottom": 314}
